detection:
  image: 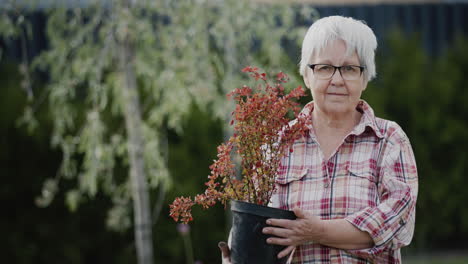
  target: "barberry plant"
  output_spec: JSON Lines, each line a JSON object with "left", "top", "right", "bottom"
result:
{"left": 170, "top": 67, "right": 310, "bottom": 224}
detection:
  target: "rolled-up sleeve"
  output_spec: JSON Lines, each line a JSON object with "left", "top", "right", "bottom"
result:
{"left": 345, "top": 131, "right": 418, "bottom": 258}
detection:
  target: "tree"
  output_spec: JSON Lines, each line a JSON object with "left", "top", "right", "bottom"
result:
{"left": 1, "top": 0, "right": 316, "bottom": 263}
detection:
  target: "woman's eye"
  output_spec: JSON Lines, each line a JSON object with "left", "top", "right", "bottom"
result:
{"left": 342, "top": 66, "right": 357, "bottom": 73}
{"left": 317, "top": 65, "right": 334, "bottom": 72}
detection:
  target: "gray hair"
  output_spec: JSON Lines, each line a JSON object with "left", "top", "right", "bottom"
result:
{"left": 299, "top": 16, "right": 378, "bottom": 82}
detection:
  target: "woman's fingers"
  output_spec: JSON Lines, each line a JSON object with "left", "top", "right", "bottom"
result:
{"left": 266, "top": 218, "right": 293, "bottom": 228}
{"left": 278, "top": 245, "right": 296, "bottom": 259}
{"left": 262, "top": 226, "right": 293, "bottom": 238}
{"left": 266, "top": 236, "right": 293, "bottom": 246}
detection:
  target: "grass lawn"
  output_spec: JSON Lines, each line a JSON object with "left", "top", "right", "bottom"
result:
{"left": 404, "top": 254, "right": 468, "bottom": 264}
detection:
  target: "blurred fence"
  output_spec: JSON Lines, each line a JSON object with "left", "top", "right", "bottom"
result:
{"left": 2, "top": 3, "right": 468, "bottom": 60}
{"left": 0, "top": 2, "right": 468, "bottom": 62}
{"left": 312, "top": 3, "right": 468, "bottom": 56}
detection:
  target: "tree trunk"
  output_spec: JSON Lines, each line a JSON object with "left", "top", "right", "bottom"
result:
{"left": 120, "top": 23, "right": 155, "bottom": 264}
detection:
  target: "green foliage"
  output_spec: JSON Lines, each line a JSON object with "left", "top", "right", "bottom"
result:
{"left": 0, "top": 5, "right": 35, "bottom": 101}
{"left": 0, "top": 61, "right": 134, "bottom": 264}
{"left": 160, "top": 105, "right": 226, "bottom": 263}
{"left": 363, "top": 30, "right": 468, "bottom": 250}
{"left": 2, "top": 0, "right": 316, "bottom": 235}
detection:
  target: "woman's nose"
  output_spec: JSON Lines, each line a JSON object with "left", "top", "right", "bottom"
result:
{"left": 330, "top": 68, "right": 345, "bottom": 85}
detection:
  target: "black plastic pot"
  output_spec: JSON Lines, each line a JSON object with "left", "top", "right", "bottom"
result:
{"left": 230, "top": 200, "right": 297, "bottom": 264}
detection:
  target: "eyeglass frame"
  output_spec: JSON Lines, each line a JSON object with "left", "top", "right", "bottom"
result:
{"left": 307, "top": 64, "right": 366, "bottom": 80}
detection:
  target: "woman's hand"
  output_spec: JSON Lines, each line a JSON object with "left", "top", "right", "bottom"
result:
{"left": 262, "top": 208, "right": 324, "bottom": 259}
{"left": 263, "top": 207, "right": 375, "bottom": 257}
{"left": 218, "top": 241, "right": 231, "bottom": 264}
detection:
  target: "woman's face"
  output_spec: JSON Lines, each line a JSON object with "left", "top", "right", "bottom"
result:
{"left": 303, "top": 39, "right": 367, "bottom": 116}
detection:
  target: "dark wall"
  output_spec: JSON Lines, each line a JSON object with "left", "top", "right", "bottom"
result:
{"left": 2, "top": 3, "right": 468, "bottom": 63}
{"left": 312, "top": 3, "right": 468, "bottom": 56}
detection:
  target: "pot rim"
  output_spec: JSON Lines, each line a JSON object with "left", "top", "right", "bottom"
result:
{"left": 230, "top": 200, "right": 296, "bottom": 220}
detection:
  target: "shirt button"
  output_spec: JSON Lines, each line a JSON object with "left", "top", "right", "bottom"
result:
{"left": 324, "top": 182, "right": 329, "bottom": 188}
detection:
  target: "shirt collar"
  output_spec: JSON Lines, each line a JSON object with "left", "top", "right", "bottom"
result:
{"left": 299, "top": 100, "right": 384, "bottom": 139}
{"left": 352, "top": 100, "right": 384, "bottom": 139}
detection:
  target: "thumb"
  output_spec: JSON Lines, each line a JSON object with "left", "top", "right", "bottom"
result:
{"left": 218, "top": 241, "right": 231, "bottom": 259}
{"left": 293, "top": 207, "right": 307, "bottom": 219}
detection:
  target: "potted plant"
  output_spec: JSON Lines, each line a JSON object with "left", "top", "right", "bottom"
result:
{"left": 169, "top": 66, "right": 310, "bottom": 264}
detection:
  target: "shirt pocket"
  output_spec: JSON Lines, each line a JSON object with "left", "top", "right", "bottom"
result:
{"left": 273, "top": 168, "right": 308, "bottom": 209}
{"left": 348, "top": 166, "right": 377, "bottom": 186}
{"left": 346, "top": 165, "right": 379, "bottom": 208}
{"left": 275, "top": 168, "right": 308, "bottom": 185}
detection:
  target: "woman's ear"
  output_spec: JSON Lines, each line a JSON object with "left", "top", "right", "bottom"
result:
{"left": 303, "top": 68, "right": 311, "bottom": 89}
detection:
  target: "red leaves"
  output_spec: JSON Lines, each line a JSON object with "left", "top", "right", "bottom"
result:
{"left": 242, "top": 66, "right": 258, "bottom": 72}
{"left": 228, "top": 85, "right": 252, "bottom": 99}
{"left": 224, "top": 66, "right": 309, "bottom": 206}
{"left": 169, "top": 66, "right": 309, "bottom": 223}
{"left": 169, "top": 197, "right": 195, "bottom": 224}
{"left": 242, "top": 66, "right": 267, "bottom": 81}
{"left": 286, "top": 85, "right": 305, "bottom": 100}
{"left": 276, "top": 72, "right": 288, "bottom": 83}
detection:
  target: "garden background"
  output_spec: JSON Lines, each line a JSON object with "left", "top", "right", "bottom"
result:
{"left": 1, "top": 0, "right": 468, "bottom": 263}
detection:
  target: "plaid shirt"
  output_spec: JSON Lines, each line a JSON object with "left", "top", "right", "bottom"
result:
{"left": 271, "top": 100, "right": 418, "bottom": 264}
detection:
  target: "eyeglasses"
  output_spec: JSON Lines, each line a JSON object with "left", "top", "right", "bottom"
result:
{"left": 308, "top": 64, "right": 365, "bottom": 81}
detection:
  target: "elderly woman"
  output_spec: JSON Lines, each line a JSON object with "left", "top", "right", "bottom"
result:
{"left": 219, "top": 15, "right": 418, "bottom": 263}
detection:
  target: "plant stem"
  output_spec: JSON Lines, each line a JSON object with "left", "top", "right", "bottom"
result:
{"left": 183, "top": 234, "right": 194, "bottom": 264}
